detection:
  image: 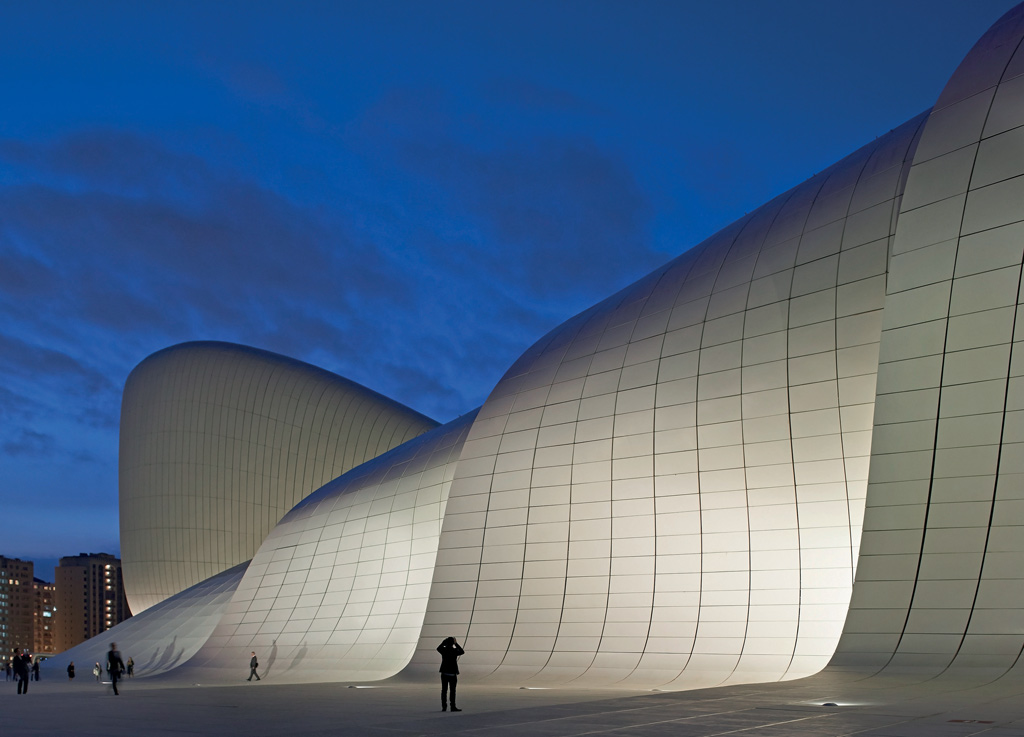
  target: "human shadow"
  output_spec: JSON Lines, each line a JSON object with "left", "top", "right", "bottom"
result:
{"left": 148, "top": 636, "right": 181, "bottom": 673}
{"left": 262, "top": 639, "right": 279, "bottom": 678}
{"left": 284, "top": 641, "right": 308, "bottom": 674}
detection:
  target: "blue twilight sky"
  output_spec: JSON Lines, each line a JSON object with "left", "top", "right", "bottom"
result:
{"left": 1, "top": 0, "right": 1018, "bottom": 580}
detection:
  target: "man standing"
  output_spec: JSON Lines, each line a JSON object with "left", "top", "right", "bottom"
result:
{"left": 248, "top": 651, "right": 260, "bottom": 681}
{"left": 436, "top": 637, "right": 465, "bottom": 712}
{"left": 12, "top": 649, "right": 30, "bottom": 694}
{"left": 107, "top": 642, "right": 125, "bottom": 696}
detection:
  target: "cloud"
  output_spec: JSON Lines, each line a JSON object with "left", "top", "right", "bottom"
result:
{"left": 191, "top": 53, "right": 338, "bottom": 138}
{"left": 380, "top": 361, "right": 469, "bottom": 420}
{"left": 0, "top": 246, "right": 54, "bottom": 299}
{"left": 0, "top": 385, "right": 40, "bottom": 422}
{"left": 0, "top": 129, "right": 530, "bottom": 427}
{"left": 353, "top": 87, "right": 664, "bottom": 302}
{"left": 0, "top": 332, "right": 116, "bottom": 398}
{"left": 0, "top": 132, "right": 413, "bottom": 341}
{"left": 482, "top": 78, "right": 607, "bottom": 117}
{"left": 0, "top": 329, "right": 122, "bottom": 450}
{"left": 0, "top": 102, "right": 668, "bottom": 445}
{"left": 3, "top": 428, "right": 56, "bottom": 457}
{"left": 0, "top": 132, "right": 215, "bottom": 204}
{"left": 224, "top": 61, "right": 292, "bottom": 105}
{"left": 453, "top": 137, "right": 654, "bottom": 296}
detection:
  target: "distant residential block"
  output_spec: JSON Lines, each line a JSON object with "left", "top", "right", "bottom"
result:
{"left": 54, "top": 553, "right": 130, "bottom": 652}
{"left": 0, "top": 556, "right": 34, "bottom": 656}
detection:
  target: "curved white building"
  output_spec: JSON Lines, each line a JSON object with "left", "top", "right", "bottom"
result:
{"left": 182, "top": 412, "right": 479, "bottom": 682}
{"left": 177, "top": 109, "right": 919, "bottom": 688}
{"left": 42, "top": 563, "right": 248, "bottom": 680}
{"left": 119, "top": 342, "right": 438, "bottom": 613}
{"left": 91, "top": 2, "right": 1024, "bottom": 691}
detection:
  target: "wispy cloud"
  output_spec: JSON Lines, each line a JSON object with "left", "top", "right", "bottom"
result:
{"left": 0, "top": 85, "right": 662, "bottom": 559}
{"left": 0, "top": 332, "right": 116, "bottom": 397}
{"left": 353, "top": 87, "right": 663, "bottom": 303}
{"left": 3, "top": 428, "right": 56, "bottom": 457}
{"left": 3, "top": 123, "right": 644, "bottom": 429}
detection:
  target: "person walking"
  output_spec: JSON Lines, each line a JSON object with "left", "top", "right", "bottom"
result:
{"left": 5, "top": 661, "right": 11, "bottom": 680}
{"left": 436, "top": 637, "right": 465, "bottom": 712}
{"left": 68, "top": 661, "right": 75, "bottom": 680}
{"left": 93, "top": 662, "right": 101, "bottom": 681}
{"left": 12, "top": 649, "right": 30, "bottom": 694}
{"left": 247, "top": 651, "right": 261, "bottom": 681}
{"left": 126, "top": 657, "right": 134, "bottom": 677}
{"left": 107, "top": 642, "right": 125, "bottom": 696}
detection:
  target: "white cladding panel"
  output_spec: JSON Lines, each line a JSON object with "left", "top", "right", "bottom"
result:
{"left": 119, "top": 342, "right": 437, "bottom": 613}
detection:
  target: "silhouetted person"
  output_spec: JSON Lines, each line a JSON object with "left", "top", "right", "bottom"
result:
{"left": 126, "top": 657, "right": 134, "bottom": 677}
{"left": 436, "top": 637, "right": 464, "bottom": 712}
{"left": 107, "top": 642, "right": 125, "bottom": 696}
{"left": 68, "top": 662, "right": 75, "bottom": 680}
{"left": 12, "top": 649, "right": 30, "bottom": 694}
{"left": 248, "top": 651, "right": 260, "bottom": 681}
{"left": 31, "top": 659, "right": 39, "bottom": 681}
{"left": 5, "top": 661, "right": 11, "bottom": 680}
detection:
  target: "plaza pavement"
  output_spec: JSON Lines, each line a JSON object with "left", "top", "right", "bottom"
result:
{"left": 4, "top": 667, "right": 1024, "bottom": 737}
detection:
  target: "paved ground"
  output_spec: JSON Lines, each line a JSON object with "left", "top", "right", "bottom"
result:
{"left": 4, "top": 669, "right": 1024, "bottom": 736}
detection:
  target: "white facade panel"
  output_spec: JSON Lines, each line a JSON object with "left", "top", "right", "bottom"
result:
{"left": 119, "top": 342, "right": 437, "bottom": 613}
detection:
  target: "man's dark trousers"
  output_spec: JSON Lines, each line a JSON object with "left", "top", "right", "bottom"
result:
{"left": 441, "top": 673, "right": 457, "bottom": 709}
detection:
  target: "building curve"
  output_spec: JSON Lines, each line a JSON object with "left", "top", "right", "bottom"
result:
{"left": 176, "top": 412, "right": 478, "bottom": 683}
{"left": 100, "top": 3, "right": 1024, "bottom": 691}
{"left": 831, "top": 1, "right": 1024, "bottom": 678}
{"left": 41, "top": 561, "right": 249, "bottom": 681}
{"left": 119, "top": 341, "right": 438, "bottom": 613}
{"left": 403, "top": 110, "right": 927, "bottom": 689}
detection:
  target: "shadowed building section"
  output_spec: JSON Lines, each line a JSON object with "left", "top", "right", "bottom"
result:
{"left": 119, "top": 341, "right": 438, "bottom": 614}
{"left": 42, "top": 562, "right": 247, "bottom": 680}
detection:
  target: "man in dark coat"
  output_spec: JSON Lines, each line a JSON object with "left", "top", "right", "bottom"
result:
{"left": 107, "top": 642, "right": 125, "bottom": 696}
{"left": 248, "top": 652, "right": 260, "bottom": 681}
{"left": 12, "top": 649, "right": 30, "bottom": 694}
{"left": 436, "top": 637, "right": 465, "bottom": 712}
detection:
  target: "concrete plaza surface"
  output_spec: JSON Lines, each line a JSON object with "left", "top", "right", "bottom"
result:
{"left": 5, "top": 670, "right": 1024, "bottom": 737}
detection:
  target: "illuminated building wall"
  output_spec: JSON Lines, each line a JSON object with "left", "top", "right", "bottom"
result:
{"left": 175, "top": 108, "right": 924, "bottom": 686}
{"left": 119, "top": 341, "right": 438, "bottom": 614}
{"left": 47, "top": 1, "right": 1024, "bottom": 690}
{"left": 830, "top": 1, "right": 1024, "bottom": 676}
{"left": 46, "top": 563, "right": 245, "bottom": 676}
